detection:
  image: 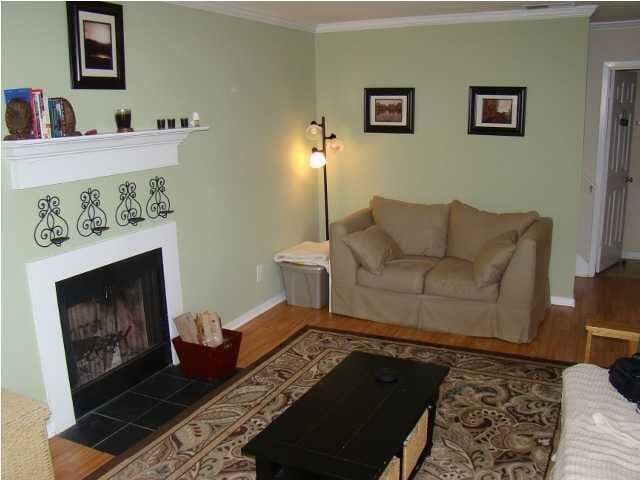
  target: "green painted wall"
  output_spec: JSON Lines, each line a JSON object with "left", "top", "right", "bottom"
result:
{"left": 1, "top": 6, "right": 592, "bottom": 402}
{"left": 315, "top": 18, "right": 589, "bottom": 299}
{"left": 1, "top": 2, "right": 318, "bottom": 401}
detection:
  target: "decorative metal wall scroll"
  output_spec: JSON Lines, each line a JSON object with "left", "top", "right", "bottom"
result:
{"left": 34, "top": 195, "right": 70, "bottom": 247}
{"left": 145, "top": 176, "right": 174, "bottom": 219}
{"left": 77, "top": 188, "right": 109, "bottom": 237}
{"left": 115, "top": 181, "right": 145, "bottom": 226}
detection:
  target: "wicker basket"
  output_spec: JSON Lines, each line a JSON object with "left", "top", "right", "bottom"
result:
{"left": 1, "top": 389, "right": 54, "bottom": 480}
{"left": 401, "top": 408, "right": 429, "bottom": 480}
{"left": 379, "top": 456, "right": 400, "bottom": 480}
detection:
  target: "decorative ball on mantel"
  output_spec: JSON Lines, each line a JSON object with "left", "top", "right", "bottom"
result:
{"left": 4, "top": 98, "right": 34, "bottom": 140}
{"left": 50, "top": 97, "right": 81, "bottom": 137}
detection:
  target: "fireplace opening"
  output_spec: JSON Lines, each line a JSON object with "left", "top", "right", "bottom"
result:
{"left": 56, "top": 248, "right": 172, "bottom": 418}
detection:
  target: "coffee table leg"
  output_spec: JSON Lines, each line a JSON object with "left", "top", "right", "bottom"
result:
{"left": 424, "top": 385, "right": 446, "bottom": 457}
{"left": 255, "top": 457, "right": 279, "bottom": 480}
{"left": 424, "top": 403, "right": 436, "bottom": 457}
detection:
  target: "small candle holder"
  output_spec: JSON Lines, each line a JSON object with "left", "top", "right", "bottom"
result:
{"left": 157, "top": 119, "right": 166, "bottom": 129}
{"left": 167, "top": 118, "right": 176, "bottom": 129}
{"left": 115, "top": 108, "right": 133, "bottom": 133}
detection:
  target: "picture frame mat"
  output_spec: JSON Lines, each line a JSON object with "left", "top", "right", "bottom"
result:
{"left": 370, "top": 95, "right": 408, "bottom": 126}
{"left": 78, "top": 10, "right": 118, "bottom": 78}
{"left": 474, "top": 94, "right": 519, "bottom": 128}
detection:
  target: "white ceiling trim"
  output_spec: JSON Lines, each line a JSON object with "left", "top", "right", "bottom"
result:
{"left": 315, "top": 5, "right": 598, "bottom": 33}
{"left": 168, "top": 1, "right": 316, "bottom": 32}
{"left": 590, "top": 19, "right": 640, "bottom": 31}
{"left": 167, "top": 3, "right": 597, "bottom": 34}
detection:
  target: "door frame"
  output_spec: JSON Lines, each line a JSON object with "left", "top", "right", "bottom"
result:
{"left": 589, "top": 60, "right": 640, "bottom": 275}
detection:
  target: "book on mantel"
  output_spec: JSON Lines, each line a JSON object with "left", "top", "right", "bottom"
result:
{"left": 4, "top": 87, "right": 54, "bottom": 139}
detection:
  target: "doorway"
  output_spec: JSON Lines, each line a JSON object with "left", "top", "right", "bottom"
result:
{"left": 591, "top": 61, "right": 640, "bottom": 276}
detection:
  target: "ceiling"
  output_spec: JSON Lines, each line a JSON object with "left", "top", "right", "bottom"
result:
{"left": 199, "top": 1, "right": 640, "bottom": 30}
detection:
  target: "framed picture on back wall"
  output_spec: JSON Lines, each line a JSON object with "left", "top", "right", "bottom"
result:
{"left": 468, "top": 86, "right": 526, "bottom": 136}
{"left": 364, "top": 88, "right": 415, "bottom": 134}
{"left": 66, "top": 1, "right": 126, "bottom": 89}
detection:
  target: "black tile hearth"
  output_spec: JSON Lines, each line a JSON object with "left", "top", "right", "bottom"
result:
{"left": 59, "top": 413, "right": 125, "bottom": 447}
{"left": 167, "top": 380, "right": 217, "bottom": 406}
{"left": 96, "top": 392, "right": 159, "bottom": 423}
{"left": 60, "top": 364, "right": 241, "bottom": 454}
{"left": 131, "top": 373, "right": 190, "bottom": 399}
{"left": 163, "top": 364, "right": 190, "bottom": 379}
{"left": 134, "top": 401, "right": 186, "bottom": 430}
{"left": 95, "top": 424, "right": 154, "bottom": 455}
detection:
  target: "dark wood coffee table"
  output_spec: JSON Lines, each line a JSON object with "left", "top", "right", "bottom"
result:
{"left": 243, "top": 351, "right": 449, "bottom": 480}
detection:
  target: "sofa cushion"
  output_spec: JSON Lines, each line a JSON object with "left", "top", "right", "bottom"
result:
{"left": 357, "top": 256, "right": 439, "bottom": 294}
{"left": 424, "top": 257, "right": 498, "bottom": 302}
{"left": 370, "top": 196, "right": 449, "bottom": 257}
{"left": 447, "top": 200, "right": 538, "bottom": 261}
{"left": 342, "top": 225, "right": 402, "bottom": 275}
{"left": 474, "top": 231, "right": 518, "bottom": 287}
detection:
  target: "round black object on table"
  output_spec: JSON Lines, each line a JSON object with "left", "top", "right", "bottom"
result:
{"left": 376, "top": 367, "right": 398, "bottom": 383}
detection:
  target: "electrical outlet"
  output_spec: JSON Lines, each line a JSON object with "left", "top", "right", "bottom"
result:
{"left": 256, "top": 264, "right": 264, "bottom": 283}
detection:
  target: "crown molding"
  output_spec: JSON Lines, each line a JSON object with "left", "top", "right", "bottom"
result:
{"left": 167, "top": 3, "right": 597, "bottom": 34}
{"left": 590, "top": 19, "right": 640, "bottom": 30}
{"left": 315, "top": 5, "right": 597, "bottom": 33}
{"left": 167, "top": 1, "right": 316, "bottom": 32}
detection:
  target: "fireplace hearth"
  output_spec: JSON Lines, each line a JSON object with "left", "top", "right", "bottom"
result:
{"left": 56, "top": 249, "right": 171, "bottom": 418}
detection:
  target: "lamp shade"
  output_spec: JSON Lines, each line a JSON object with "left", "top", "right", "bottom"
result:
{"left": 327, "top": 137, "right": 345, "bottom": 152}
{"left": 309, "top": 150, "right": 326, "bottom": 168}
{"left": 305, "top": 122, "right": 322, "bottom": 140}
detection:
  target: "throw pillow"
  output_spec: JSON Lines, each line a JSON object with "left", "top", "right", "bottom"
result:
{"left": 447, "top": 200, "right": 538, "bottom": 261}
{"left": 370, "top": 196, "right": 450, "bottom": 257}
{"left": 474, "top": 230, "right": 518, "bottom": 287}
{"left": 343, "top": 225, "right": 403, "bottom": 275}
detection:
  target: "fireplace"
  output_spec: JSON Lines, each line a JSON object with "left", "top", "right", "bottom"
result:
{"left": 56, "top": 249, "right": 172, "bottom": 418}
{"left": 26, "top": 222, "right": 183, "bottom": 435}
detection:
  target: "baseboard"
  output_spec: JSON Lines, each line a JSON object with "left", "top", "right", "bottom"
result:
{"left": 622, "top": 251, "right": 640, "bottom": 260}
{"left": 224, "top": 291, "right": 286, "bottom": 330}
{"left": 551, "top": 296, "right": 575, "bottom": 308}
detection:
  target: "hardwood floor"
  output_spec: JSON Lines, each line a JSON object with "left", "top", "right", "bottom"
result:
{"left": 49, "top": 275, "right": 639, "bottom": 479}
{"left": 50, "top": 438, "right": 113, "bottom": 480}
{"left": 599, "top": 259, "right": 640, "bottom": 279}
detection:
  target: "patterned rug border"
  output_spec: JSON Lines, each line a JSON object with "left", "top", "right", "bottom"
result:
{"left": 87, "top": 325, "right": 571, "bottom": 479}
{"left": 307, "top": 326, "right": 576, "bottom": 368}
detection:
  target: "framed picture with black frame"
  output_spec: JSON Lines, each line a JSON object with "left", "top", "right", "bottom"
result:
{"left": 67, "top": 1, "right": 126, "bottom": 89}
{"left": 467, "top": 86, "right": 526, "bottom": 136}
{"left": 364, "top": 88, "right": 415, "bottom": 134}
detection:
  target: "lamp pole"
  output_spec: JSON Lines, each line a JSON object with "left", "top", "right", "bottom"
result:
{"left": 320, "top": 117, "right": 330, "bottom": 241}
{"left": 323, "top": 156, "right": 329, "bottom": 241}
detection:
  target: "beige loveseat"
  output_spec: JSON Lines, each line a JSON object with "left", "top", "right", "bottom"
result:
{"left": 330, "top": 197, "right": 552, "bottom": 343}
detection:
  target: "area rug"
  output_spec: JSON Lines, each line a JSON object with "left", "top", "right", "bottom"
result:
{"left": 90, "top": 327, "right": 566, "bottom": 480}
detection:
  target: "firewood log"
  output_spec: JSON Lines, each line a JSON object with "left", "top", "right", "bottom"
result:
{"left": 195, "top": 311, "right": 223, "bottom": 347}
{"left": 174, "top": 313, "right": 199, "bottom": 344}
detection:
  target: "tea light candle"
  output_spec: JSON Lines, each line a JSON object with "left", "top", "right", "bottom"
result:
{"left": 190, "top": 112, "right": 200, "bottom": 127}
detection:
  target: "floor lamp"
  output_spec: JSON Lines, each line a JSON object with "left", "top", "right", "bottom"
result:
{"left": 306, "top": 116, "right": 344, "bottom": 240}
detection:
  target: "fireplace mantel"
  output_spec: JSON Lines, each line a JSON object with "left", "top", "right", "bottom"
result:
{"left": 2, "top": 126, "right": 209, "bottom": 189}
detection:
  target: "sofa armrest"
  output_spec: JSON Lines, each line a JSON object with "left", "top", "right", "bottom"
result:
{"left": 330, "top": 208, "right": 374, "bottom": 286}
{"left": 499, "top": 217, "right": 552, "bottom": 307}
